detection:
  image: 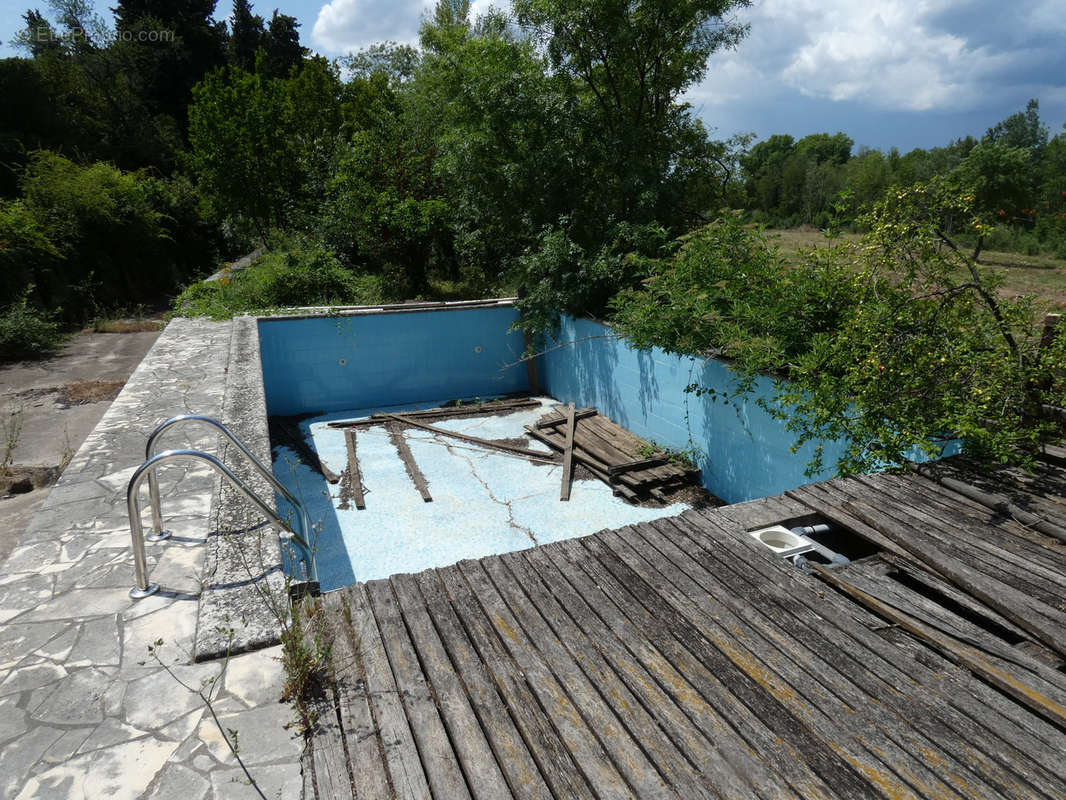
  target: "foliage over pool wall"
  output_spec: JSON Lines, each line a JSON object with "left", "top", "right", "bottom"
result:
{"left": 535, "top": 315, "right": 847, "bottom": 503}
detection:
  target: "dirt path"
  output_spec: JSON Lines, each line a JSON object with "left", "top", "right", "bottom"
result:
{"left": 0, "top": 329, "right": 161, "bottom": 562}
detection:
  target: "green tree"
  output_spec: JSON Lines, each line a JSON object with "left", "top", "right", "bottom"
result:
{"left": 741, "top": 134, "right": 794, "bottom": 213}
{"left": 186, "top": 66, "right": 299, "bottom": 239}
{"left": 262, "top": 11, "right": 305, "bottom": 78}
{"left": 187, "top": 59, "right": 343, "bottom": 240}
{"left": 112, "top": 0, "right": 227, "bottom": 126}
{"left": 512, "top": 0, "right": 750, "bottom": 226}
{"left": 228, "top": 0, "right": 264, "bottom": 71}
{"left": 950, "top": 141, "right": 1032, "bottom": 259}
{"left": 611, "top": 185, "right": 1066, "bottom": 475}
{"left": 986, "top": 98, "right": 1048, "bottom": 153}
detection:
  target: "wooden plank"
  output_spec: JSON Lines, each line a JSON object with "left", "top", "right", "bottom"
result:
{"left": 581, "top": 416, "right": 693, "bottom": 485}
{"left": 535, "top": 408, "right": 597, "bottom": 429}
{"left": 516, "top": 547, "right": 775, "bottom": 800}
{"left": 329, "top": 398, "right": 540, "bottom": 428}
{"left": 1037, "top": 442, "right": 1066, "bottom": 467}
{"left": 524, "top": 426, "right": 638, "bottom": 500}
{"left": 365, "top": 579, "right": 473, "bottom": 800}
{"left": 344, "top": 428, "right": 366, "bottom": 510}
{"left": 786, "top": 483, "right": 920, "bottom": 564}
{"left": 389, "top": 574, "right": 516, "bottom": 800}
{"left": 301, "top": 751, "right": 317, "bottom": 800}
{"left": 900, "top": 472, "right": 1066, "bottom": 552}
{"left": 567, "top": 424, "right": 632, "bottom": 473}
{"left": 499, "top": 553, "right": 752, "bottom": 800}
{"left": 270, "top": 416, "right": 341, "bottom": 483}
{"left": 576, "top": 418, "right": 683, "bottom": 486}
{"left": 479, "top": 555, "right": 685, "bottom": 799}
{"left": 456, "top": 559, "right": 637, "bottom": 800}
{"left": 608, "top": 455, "right": 670, "bottom": 476}
{"left": 388, "top": 422, "right": 433, "bottom": 502}
{"left": 853, "top": 474, "right": 1066, "bottom": 595}
{"left": 812, "top": 564, "right": 1066, "bottom": 730}
{"left": 384, "top": 414, "right": 556, "bottom": 462}
{"left": 715, "top": 495, "right": 811, "bottom": 531}
{"left": 413, "top": 570, "right": 554, "bottom": 800}
{"left": 593, "top": 528, "right": 978, "bottom": 800}
{"left": 521, "top": 327, "right": 541, "bottom": 393}
{"left": 674, "top": 510, "right": 1066, "bottom": 799}
{"left": 793, "top": 475, "right": 1066, "bottom": 644}
{"left": 308, "top": 709, "right": 355, "bottom": 800}
{"left": 876, "top": 552, "right": 1033, "bottom": 643}
{"left": 870, "top": 473, "right": 1066, "bottom": 573}
{"left": 912, "top": 464, "right": 1066, "bottom": 543}
{"left": 432, "top": 565, "right": 598, "bottom": 800}
{"left": 686, "top": 504, "right": 1066, "bottom": 764}
{"left": 633, "top": 521, "right": 1028, "bottom": 800}
{"left": 320, "top": 592, "right": 390, "bottom": 800}
{"left": 843, "top": 497, "right": 1066, "bottom": 659}
{"left": 301, "top": 597, "right": 356, "bottom": 800}
{"left": 845, "top": 476, "right": 1066, "bottom": 603}
{"left": 836, "top": 556, "right": 1066, "bottom": 690}
{"left": 344, "top": 584, "right": 433, "bottom": 799}
{"left": 544, "top": 538, "right": 847, "bottom": 800}
{"left": 560, "top": 403, "right": 575, "bottom": 502}
{"left": 321, "top": 589, "right": 407, "bottom": 800}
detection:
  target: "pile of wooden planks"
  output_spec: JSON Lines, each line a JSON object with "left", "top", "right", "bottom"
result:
{"left": 525, "top": 406, "right": 699, "bottom": 502}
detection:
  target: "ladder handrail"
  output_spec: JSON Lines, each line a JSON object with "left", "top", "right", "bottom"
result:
{"left": 145, "top": 414, "right": 313, "bottom": 549}
{"left": 128, "top": 449, "right": 317, "bottom": 598}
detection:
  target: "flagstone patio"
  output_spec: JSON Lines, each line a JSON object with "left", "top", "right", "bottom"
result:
{"left": 0, "top": 318, "right": 302, "bottom": 800}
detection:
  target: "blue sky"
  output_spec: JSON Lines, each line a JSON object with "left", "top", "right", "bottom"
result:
{"left": 3, "top": 0, "right": 1064, "bottom": 153}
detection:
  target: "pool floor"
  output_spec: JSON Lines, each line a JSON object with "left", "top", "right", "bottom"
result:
{"left": 272, "top": 397, "right": 690, "bottom": 590}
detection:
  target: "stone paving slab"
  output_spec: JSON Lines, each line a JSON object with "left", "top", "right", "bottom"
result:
{"left": 0, "top": 318, "right": 303, "bottom": 799}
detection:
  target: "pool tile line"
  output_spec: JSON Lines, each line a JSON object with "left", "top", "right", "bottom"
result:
{"left": 0, "top": 318, "right": 302, "bottom": 800}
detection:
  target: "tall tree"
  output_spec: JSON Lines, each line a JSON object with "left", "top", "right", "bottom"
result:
{"left": 262, "top": 10, "right": 305, "bottom": 77}
{"left": 228, "top": 0, "right": 264, "bottom": 71}
{"left": 986, "top": 98, "right": 1048, "bottom": 153}
{"left": 112, "top": 0, "right": 226, "bottom": 125}
{"left": 511, "top": 0, "right": 750, "bottom": 226}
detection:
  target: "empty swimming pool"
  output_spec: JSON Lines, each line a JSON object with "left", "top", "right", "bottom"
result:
{"left": 256, "top": 300, "right": 848, "bottom": 590}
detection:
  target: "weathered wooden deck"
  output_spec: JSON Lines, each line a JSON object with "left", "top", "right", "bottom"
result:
{"left": 301, "top": 463, "right": 1066, "bottom": 800}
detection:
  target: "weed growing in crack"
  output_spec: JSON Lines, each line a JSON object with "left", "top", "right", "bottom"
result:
{"left": 279, "top": 591, "right": 332, "bottom": 733}
{"left": 142, "top": 634, "right": 270, "bottom": 800}
{"left": 2, "top": 401, "right": 24, "bottom": 468}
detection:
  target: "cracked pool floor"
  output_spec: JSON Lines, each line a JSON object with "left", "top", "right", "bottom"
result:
{"left": 273, "top": 398, "right": 690, "bottom": 591}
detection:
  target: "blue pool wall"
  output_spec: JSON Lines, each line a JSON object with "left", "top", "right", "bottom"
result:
{"left": 258, "top": 307, "right": 530, "bottom": 416}
{"left": 536, "top": 315, "right": 846, "bottom": 504}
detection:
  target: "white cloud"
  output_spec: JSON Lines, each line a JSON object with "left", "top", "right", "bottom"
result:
{"left": 310, "top": 0, "right": 509, "bottom": 56}
{"left": 310, "top": 0, "right": 435, "bottom": 55}
{"left": 692, "top": 0, "right": 1064, "bottom": 114}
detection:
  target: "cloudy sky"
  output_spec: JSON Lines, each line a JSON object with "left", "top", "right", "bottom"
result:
{"left": 3, "top": 0, "right": 1064, "bottom": 152}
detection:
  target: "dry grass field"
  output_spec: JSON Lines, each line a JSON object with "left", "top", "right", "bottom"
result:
{"left": 768, "top": 227, "right": 1066, "bottom": 309}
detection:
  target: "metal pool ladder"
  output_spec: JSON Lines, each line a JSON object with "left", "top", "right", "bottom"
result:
{"left": 126, "top": 414, "right": 317, "bottom": 599}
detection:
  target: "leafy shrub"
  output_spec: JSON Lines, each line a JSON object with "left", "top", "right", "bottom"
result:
{"left": 611, "top": 189, "right": 1066, "bottom": 476}
{"left": 515, "top": 220, "right": 669, "bottom": 336}
{"left": 172, "top": 248, "right": 383, "bottom": 319}
{"left": 0, "top": 291, "right": 64, "bottom": 362}
{"left": 0, "top": 199, "right": 63, "bottom": 307}
{"left": 9, "top": 151, "right": 218, "bottom": 322}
